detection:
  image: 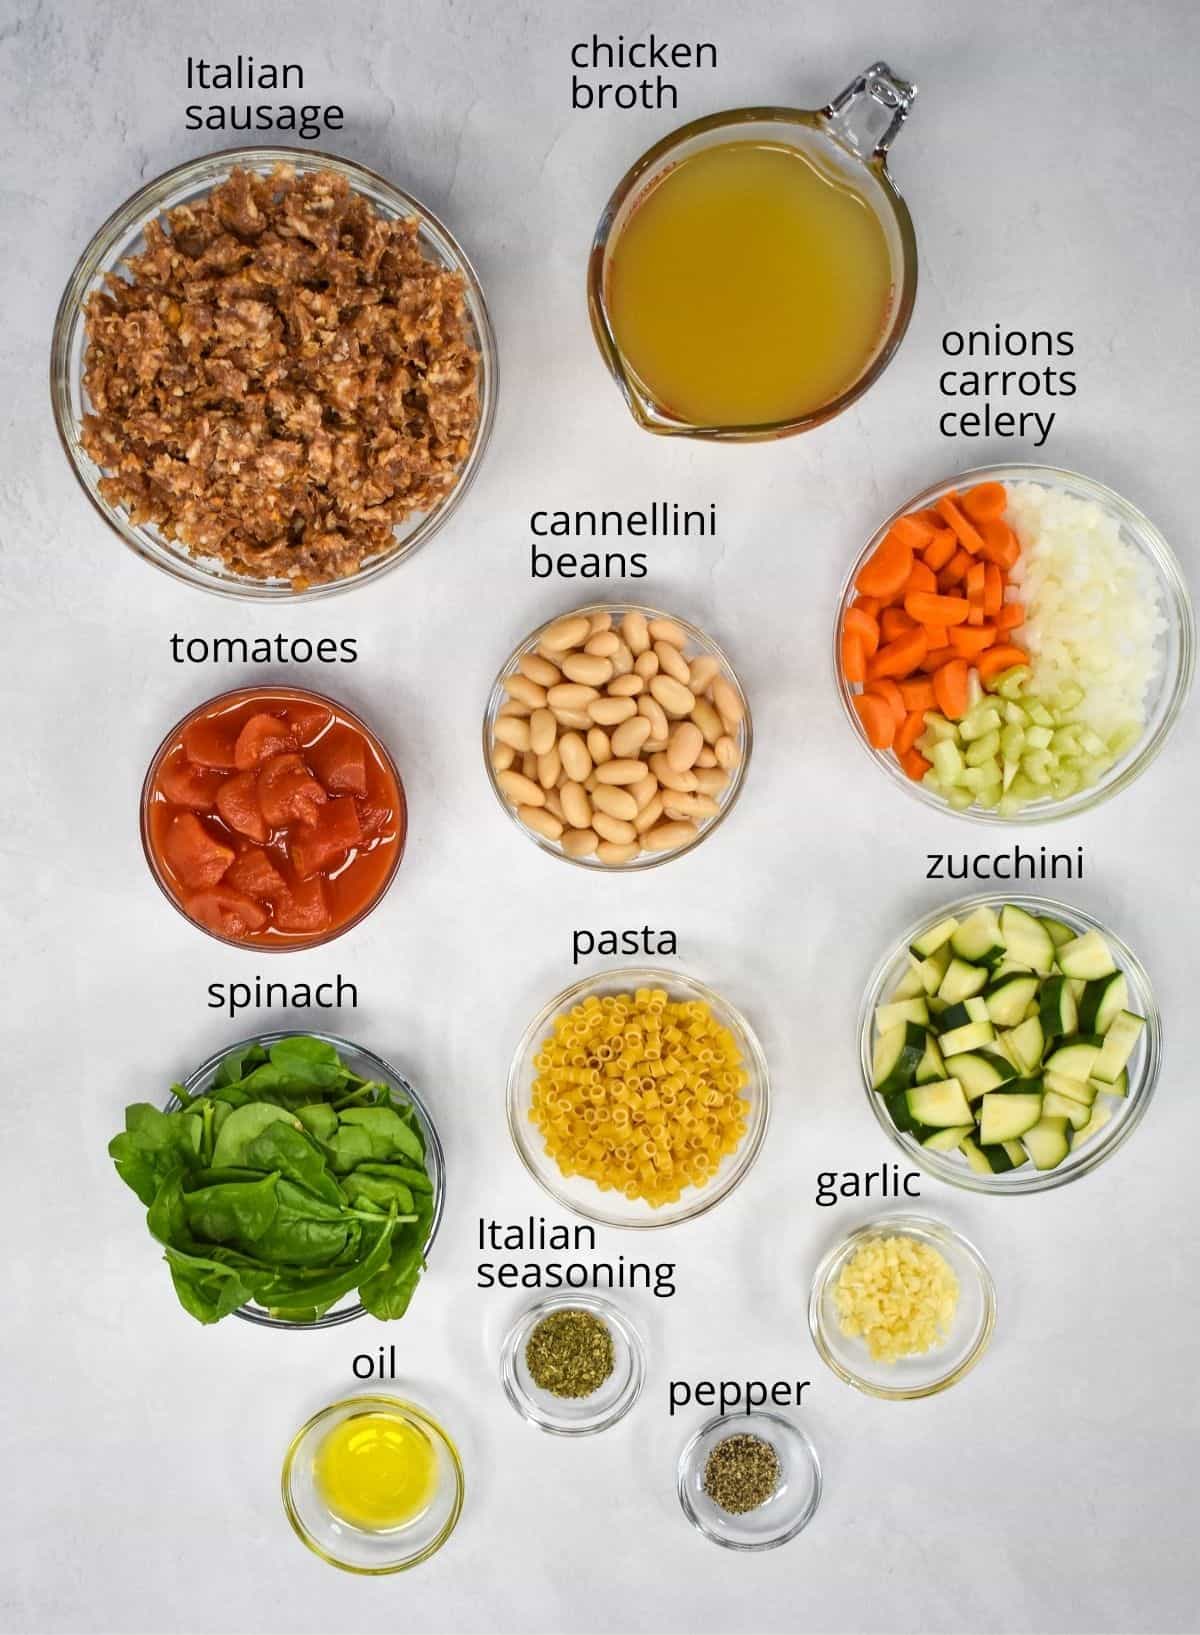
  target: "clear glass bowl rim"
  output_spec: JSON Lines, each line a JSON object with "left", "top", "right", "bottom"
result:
{"left": 482, "top": 602, "right": 753, "bottom": 871}
{"left": 498, "top": 1291, "right": 647, "bottom": 1436}
{"left": 506, "top": 965, "right": 771, "bottom": 1229}
{"left": 49, "top": 143, "right": 498, "bottom": 601}
{"left": 676, "top": 1409, "right": 823, "bottom": 1550}
{"left": 168, "top": 1028, "right": 446, "bottom": 1329}
{"left": 139, "top": 683, "right": 406, "bottom": 953}
{"left": 807, "top": 1211, "right": 996, "bottom": 1399}
{"left": 834, "top": 462, "right": 1196, "bottom": 824}
{"left": 281, "top": 1393, "right": 464, "bottom": 1573}
{"left": 858, "top": 891, "right": 1161, "bottom": 1194}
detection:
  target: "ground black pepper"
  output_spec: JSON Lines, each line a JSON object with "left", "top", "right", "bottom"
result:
{"left": 702, "top": 1433, "right": 781, "bottom": 1514}
{"left": 524, "top": 1308, "right": 615, "bottom": 1398}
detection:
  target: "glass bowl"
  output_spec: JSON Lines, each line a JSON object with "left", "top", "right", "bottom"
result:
{"left": 677, "top": 1411, "right": 822, "bottom": 1550}
{"left": 140, "top": 684, "right": 405, "bottom": 951}
{"left": 50, "top": 146, "right": 497, "bottom": 600}
{"left": 483, "top": 603, "right": 752, "bottom": 870}
{"left": 860, "top": 892, "right": 1160, "bottom": 1194}
{"left": 499, "top": 1293, "right": 645, "bottom": 1435}
{"left": 169, "top": 1031, "right": 445, "bottom": 1329}
{"left": 808, "top": 1213, "right": 995, "bottom": 1399}
{"left": 834, "top": 464, "right": 1195, "bottom": 823}
{"left": 506, "top": 967, "right": 769, "bottom": 1229}
{"left": 282, "top": 1394, "right": 464, "bottom": 1573}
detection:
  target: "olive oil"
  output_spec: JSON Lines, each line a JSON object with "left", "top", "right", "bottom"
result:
{"left": 606, "top": 140, "right": 892, "bottom": 427}
{"left": 314, "top": 1411, "right": 437, "bottom": 1533}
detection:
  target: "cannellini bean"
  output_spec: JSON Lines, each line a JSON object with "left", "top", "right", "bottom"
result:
{"left": 519, "top": 804, "right": 563, "bottom": 840}
{"left": 588, "top": 611, "right": 613, "bottom": 635}
{"left": 591, "top": 785, "right": 639, "bottom": 822}
{"left": 649, "top": 674, "right": 695, "bottom": 717}
{"left": 543, "top": 788, "right": 564, "bottom": 820}
{"left": 504, "top": 674, "right": 546, "bottom": 708}
{"left": 542, "top": 615, "right": 591, "bottom": 652}
{"left": 607, "top": 673, "right": 644, "bottom": 697}
{"left": 712, "top": 677, "right": 745, "bottom": 726}
{"left": 696, "top": 747, "right": 717, "bottom": 768}
{"left": 633, "top": 794, "right": 664, "bottom": 834}
{"left": 494, "top": 716, "right": 531, "bottom": 752}
{"left": 637, "top": 695, "right": 669, "bottom": 740}
{"left": 621, "top": 610, "right": 650, "bottom": 654}
{"left": 537, "top": 746, "right": 561, "bottom": 789}
{"left": 643, "top": 819, "right": 697, "bottom": 851}
{"left": 634, "top": 650, "right": 659, "bottom": 679}
{"left": 519, "top": 653, "right": 562, "bottom": 687}
{"left": 588, "top": 695, "right": 637, "bottom": 726}
{"left": 587, "top": 727, "right": 612, "bottom": 764}
{"left": 529, "top": 708, "right": 557, "bottom": 755}
{"left": 561, "top": 781, "right": 592, "bottom": 829}
{"left": 693, "top": 766, "right": 730, "bottom": 795}
{"left": 563, "top": 653, "right": 614, "bottom": 686}
{"left": 609, "top": 640, "right": 635, "bottom": 677}
{"left": 597, "top": 840, "right": 641, "bottom": 865}
{"left": 655, "top": 640, "right": 691, "bottom": 684}
{"left": 584, "top": 772, "right": 599, "bottom": 793}
{"left": 522, "top": 751, "right": 537, "bottom": 779}
{"left": 592, "top": 812, "right": 637, "bottom": 845}
{"left": 611, "top": 716, "right": 652, "bottom": 758}
{"left": 491, "top": 744, "right": 515, "bottom": 773}
{"left": 687, "top": 655, "right": 720, "bottom": 694}
{"left": 552, "top": 707, "right": 592, "bottom": 730}
{"left": 559, "top": 732, "right": 592, "bottom": 782}
{"left": 649, "top": 752, "right": 698, "bottom": 793}
{"left": 498, "top": 698, "right": 532, "bottom": 719}
{"left": 647, "top": 617, "right": 687, "bottom": 648}
{"left": 715, "top": 734, "right": 739, "bottom": 769}
{"left": 562, "top": 827, "right": 599, "bottom": 858}
{"left": 667, "top": 721, "right": 704, "bottom": 772}
{"left": 630, "top": 771, "right": 659, "bottom": 808}
{"left": 498, "top": 770, "right": 545, "bottom": 808}
{"left": 593, "top": 758, "right": 646, "bottom": 785}
{"left": 663, "top": 792, "right": 721, "bottom": 820}
{"left": 690, "top": 697, "right": 724, "bottom": 745}
{"left": 547, "top": 682, "right": 599, "bottom": 711}
{"left": 585, "top": 631, "right": 619, "bottom": 657}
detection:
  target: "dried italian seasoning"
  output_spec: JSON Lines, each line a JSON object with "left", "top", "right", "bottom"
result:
{"left": 525, "top": 1308, "right": 615, "bottom": 1399}
{"left": 702, "top": 1433, "right": 781, "bottom": 1515}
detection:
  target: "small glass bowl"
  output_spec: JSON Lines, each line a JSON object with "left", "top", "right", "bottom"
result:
{"left": 499, "top": 1293, "right": 645, "bottom": 1435}
{"left": 50, "top": 146, "right": 497, "bottom": 600}
{"left": 507, "top": 967, "right": 769, "bottom": 1229}
{"left": 860, "top": 892, "right": 1160, "bottom": 1194}
{"left": 140, "top": 684, "right": 405, "bottom": 952}
{"left": 834, "top": 464, "right": 1195, "bottom": 823}
{"left": 282, "top": 1395, "right": 464, "bottom": 1573}
{"left": 808, "top": 1214, "right": 995, "bottom": 1400}
{"left": 677, "top": 1411, "right": 822, "bottom": 1550}
{"left": 169, "top": 1031, "right": 445, "bottom": 1329}
{"left": 483, "top": 603, "right": 752, "bottom": 871}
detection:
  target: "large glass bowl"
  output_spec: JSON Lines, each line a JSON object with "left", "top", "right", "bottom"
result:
{"left": 50, "top": 146, "right": 497, "bottom": 599}
{"left": 483, "top": 603, "right": 752, "bottom": 871}
{"left": 168, "top": 1031, "right": 445, "bottom": 1328}
{"left": 859, "top": 893, "right": 1160, "bottom": 1194}
{"left": 835, "top": 464, "right": 1194, "bottom": 823}
{"left": 507, "top": 967, "right": 769, "bottom": 1228}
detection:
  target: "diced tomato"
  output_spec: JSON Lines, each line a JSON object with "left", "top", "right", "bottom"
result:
{"left": 234, "top": 713, "right": 297, "bottom": 771}
{"left": 157, "top": 756, "right": 223, "bottom": 811}
{"left": 224, "top": 845, "right": 288, "bottom": 901}
{"left": 306, "top": 724, "right": 368, "bottom": 796}
{"left": 163, "top": 812, "right": 235, "bottom": 889}
{"left": 289, "top": 797, "right": 363, "bottom": 880}
{"left": 358, "top": 803, "right": 391, "bottom": 842}
{"left": 273, "top": 877, "right": 332, "bottom": 934}
{"left": 185, "top": 884, "right": 270, "bottom": 937}
{"left": 257, "top": 753, "right": 327, "bottom": 829}
{"left": 215, "top": 770, "right": 269, "bottom": 842}
{"left": 181, "top": 716, "right": 240, "bottom": 770}
{"left": 284, "top": 701, "right": 334, "bottom": 744}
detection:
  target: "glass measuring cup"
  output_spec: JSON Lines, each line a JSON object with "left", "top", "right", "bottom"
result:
{"left": 587, "top": 61, "right": 918, "bottom": 441}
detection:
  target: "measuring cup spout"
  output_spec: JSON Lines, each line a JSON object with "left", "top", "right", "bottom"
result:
{"left": 823, "top": 62, "right": 918, "bottom": 161}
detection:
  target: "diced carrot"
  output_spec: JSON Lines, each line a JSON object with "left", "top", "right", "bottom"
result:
{"left": 923, "top": 624, "right": 950, "bottom": 651}
{"left": 866, "top": 679, "right": 906, "bottom": 728}
{"left": 855, "top": 531, "right": 913, "bottom": 599}
{"left": 921, "top": 647, "right": 962, "bottom": 674}
{"left": 905, "top": 591, "right": 970, "bottom": 627}
{"left": 896, "top": 710, "right": 927, "bottom": 756}
{"left": 983, "top": 563, "right": 1003, "bottom": 618}
{"left": 948, "top": 624, "right": 997, "bottom": 658}
{"left": 979, "top": 519, "right": 1020, "bottom": 569}
{"left": 841, "top": 631, "right": 867, "bottom": 684}
{"left": 844, "top": 607, "right": 880, "bottom": 658}
{"left": 938, "top": 548, "right": 973, "bottom": 588}
{"left": 216, "top": 769, "right": 269, "bottom": 843}
{"left": 306, "top": 724, "right": 369, "bottom": 797}
{"left": 163, "top": 812, "right": 235, "bottom": 890}
{"left": 891, "top": 513, "right": 935, "bottom": 550}
{"left": 961, "top": 482, "right": 1007, "bottom": 524}
{"left": 977, "top": 644, "right": 1030, "bottom": 682}
{"left": 900, "top": 747, "right": 932, "bottom": 782}
{"left": 936, "top": 495, "right": 986, "bottom": 554}
{"left": 868, "top": 628, "right": 928, "bottom": 681}
{"left": 904, "top": 559, "right": 938, "bottom": 596}
{"left": 880, "top": 607, "right": 918, "bottom": 642}
{"left": 922, "top": 527, "right": 957, "bottom": 571}
{"left": 933, "top": 658, "right": 971, "bottom": 721}
{"left": 852, "top": 692, "right": 896, "bottom": 750}
{"left": 966, "top": 562, "right": 985, "bottom": 601}
{"left": 898, "top": 679, "right": 936, "bottom": 712}
{"left": 996, "top": 601, "right": 1026, "bottom": 632}
{"left": 852, "top": 594, "right": 882, "bottom": 617}
{"left": 234, "top": 712, "right": 297, "bottom": 772}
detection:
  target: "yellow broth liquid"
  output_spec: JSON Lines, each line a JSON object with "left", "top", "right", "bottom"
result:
{"left": 606, "top": 140, "right": 893, "bottom": 427}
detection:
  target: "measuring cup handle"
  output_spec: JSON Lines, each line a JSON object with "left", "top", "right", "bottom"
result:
{"left": 822, "top": 61, "right": 918, "bottom": 160}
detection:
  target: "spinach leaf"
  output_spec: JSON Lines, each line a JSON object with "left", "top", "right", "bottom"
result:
{"left": 243, "top": 1122, "right": 344, "bottom": 1207}
{"left": 213, "top": 1042, "right": 269, "bottom": 1087}
{"left": 252, "top": 1179, "right": 356, "bottom": 1267}
{"left": 360, "top": 1239, "right": 425, "bottom": 1321}
{"left": 211, "top": 1103, "right": 302, "bottom": 1168}
{"left": 338, "top": 1106, "right": 424, "bottom": 1164}
{"left": 354, "top": 1162, "right": 435, "bottom": 1195}
{"left": 109, "top": 1104, "right": 187, "bottom": 1204}
{"left": 341, "top": 1171, "right": 415, "bottom": 1214}
{"left": 295, "top": 1103, "right": 338, "bottom": 1142}
{"left": 182, "top": 1174, "right": 280, "bottom": 1246}
{"left": 322, "top": 1123, "right": 374, "bottom": 1174}
{"left": 165, "top": 1251, "right": 257, "bottom": 1324}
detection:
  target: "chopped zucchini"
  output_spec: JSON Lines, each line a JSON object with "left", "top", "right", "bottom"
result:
{"left": 999, "top": 904, "right": 1055, "bottom": 973}
{"left": 1044, "top": 1038, "right": 1103, "bottom": 1082}
{"left": 979, "top": 1090, "right": 1043, "bottom": 1144}
{"left": 872, "top": 1022, "right": 928, "bottom": 1095}
{"left": 1093, "top": 1068, "right": 1128, "bottom": 1098}
{"left": 944, "top": 1050, "right": 1017, "bottom": 1100}
{"left": 985, "top": 973, "right": 1040, "bottom": 1027}
{"left": 950, "top": 907, "right": 1006, "bottom": 967}
{"left": 909, "top": 916, "right": 960, "bottom": 960}
{"left": 1040, "top": 916, "right": 1076, "bottom": 948}
{"left": 938, "top": 1018, "right": 996, "bottom": 1057}
{"left": 916, "top": 944, "right": 954, "bottom": 995}
{"left": 1043, "top": 1069, "right": 1097, "bottom": 1107}
{"left": 876, "top": 996, "right": 930, "bottom": 1032}
{"left": 889, "top": 963, "right": 928, "bottom": 1002}
{"left": 1091, "top": 1011, "right": 1144, "bottom": 1083}
{"left": 1055, "top": 930, "right": 1116, "bottom": 981}
{"left": 1042, "top": 1088, "right": 1092, "bottom": 1131}
{"left": 938, "top": 958, "right": 990, "bottom": 1004}
{"left": 1074, "top": 1103, "right": 1114, "bottom": 1145}
{"left": 1077, "top": 972, "right": 1128, "bottom": 1036}
{"left": 1039, "top": 975, "right": 1078, "bottom": 1041}
{"left": 1002, "top": 1140, "right": 1029, "bottom": 1169}
{"left": 921, "top": 1124, "right": 974, "bottom": 1152}
{"left": 1001, "top": 1015, "right": 1045, "bottom": 1076}
{"left": 1022, "top": 1116, "right": 1072, "bottom": 1171}
{"left": 906, "top": 1079, "right": 973, "bottom": 1128}
{"left": 938, "top": 997, "right": 990, "bottom": 1032}
{"left": 959, "top": 1134, "right": 1018, "bottom": 1175}
{"left": 914, "top": 1033, "right": 947, "bottom": 1086}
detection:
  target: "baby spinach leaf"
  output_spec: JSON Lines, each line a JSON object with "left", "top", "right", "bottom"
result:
{"left": 322, "top": 1123, "right": 374, "bottom": 1174}
{"left": 341, "top": 1171, "right": 415, "bottom": 1215}
{"left": 165, "top": 1253, "right": 256, "bottom": 1324}
{"left": 354, "top": 1162, "right": 435, "bottom": 1195}
{"left": 242, "top": 1122, "right": 344, "bottom": 1207}
{"left": 295, "top": 1103, "right": 338, "bottom": 1142}
{"left": 212, "top": 1103, "right": 302, "bottom": 1168}
{"left": 183, "top": 1174, "right": 280, "bottom": 1246}
{"left": 213, "top": 1042, "right": 268, "bottom": 1088}
{"left": 338, "top": 1106, "right": 424, "bottom": 1164}
{"left": 360, "top": 1242, "right": 424, "bottom": 1321}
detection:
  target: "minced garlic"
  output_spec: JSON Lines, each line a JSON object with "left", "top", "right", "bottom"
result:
{"left": 833, "top": 1235, "right": 959, "bottom": 1363}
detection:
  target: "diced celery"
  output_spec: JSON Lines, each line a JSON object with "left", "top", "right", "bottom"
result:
{"left": 947, "top": 786, "right": 975, "bottom": 810}
{"left": 965, "top": 731, "right": 1001, "bottom": 768}
{"left": 1002, "top": 759, "right": 1019, "bottom": 792}
{"left": 1054, "top": 682, "right": 1084, "bottom": 711}
{"left": 998, "top": 792, "right": 1031, "bottom": 817}
{"left": 1027, "top": 701, "right": 1054, "bottom": 728}
{"left": 1051, "top": 770, "right": 1081, "bottom": 800}
{"left": 966, "top": 670, "right": 983, "bottom": 711}
{"left": 1003, "top": 701, "right": 1028, "bottom": 726}
{"left": 1024, "top": 725, "right": 1053, "bottom": 751}
{"left": 1051, "top": 726, "right": 1081, "bottom": 755}
{"left": 994, "top": 667, "right": 1032, "bottom": 700}
{"left": 959, "top": 706, "right": 1001, "bottom": 743}
{"left": 1108, "top": 722, "right": 1142, "bottom": 758}
{"left": 975, "top": 782, "right": 1003, "bottom": 809}
{"left": 931, "top": 740, "right": 964, "bottom": 782}
{"left": 1079, "top": 729, "right": 1106, "bottom": 758}
{"left": 1022, "top": 749, "right": 1053, "bottom": 785}
{"left": 922, "top": 713, "right": 958, "bottom": 743}
{"left": 1000, "top": 723, "right": 1026, "bottom": 759}
{"left": 923, "top": 772, "right": 945, "bottom": 796}
{"left": 960, "top": 763, "right": 1000, "bottom": 793}
{"left": 1008, "top": 773, "right": 1041, "bottom": 801}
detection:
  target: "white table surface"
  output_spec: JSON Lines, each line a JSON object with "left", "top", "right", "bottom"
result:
{"left": 4, "top": 1, "right": 1199, "bottom": 1631}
